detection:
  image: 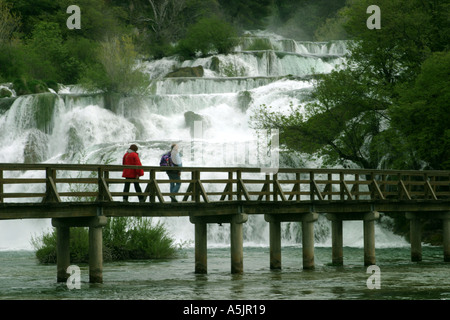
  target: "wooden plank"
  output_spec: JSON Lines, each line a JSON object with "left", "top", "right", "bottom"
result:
{"left": 152, "top": 179, "right": 165, "bottom": 203}
{"left": 44, "top": 176, "right": 61, "bottom": 203}
{"left": 197, "top": 180, "right": 210, "bottom": 203}
{"left": 425, "top": 180, "right": 438, "bottom": 200}
{"left": 311, "top": 180, "right": 324, "bottom": 201}
{"left": 371, "top": 179, "right": 385, "bottom": 200}
{"left": 341, "top": 180, "right": 354, "bottom": 200}
{"left": 398, "top": 180, "right": 412, "bottom": 200}
{"left": 99, "top": 176, "right": 113, "bottom": 201}
{"left": 238, "top": 178, "right": 250, "bottom": 201}
{"left": 274, "top": 179, "right": 286, "bottom": 201}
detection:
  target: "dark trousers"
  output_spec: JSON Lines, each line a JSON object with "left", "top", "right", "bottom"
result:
{"left": 123, "top": 178, "right": 143, "bottom": 202}
{"left": 167, "top": 172, "right": 181, "bottom": 194}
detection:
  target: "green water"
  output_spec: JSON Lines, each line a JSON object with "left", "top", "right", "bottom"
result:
{"left": 0, "top": 246, "right": 448, "bottom": 300}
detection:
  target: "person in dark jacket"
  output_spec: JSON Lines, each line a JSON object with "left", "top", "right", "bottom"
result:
{"left": 122, "top": 144, "right": 144, "bottom": 202}
{"left": 167, "top": 143, "right": 182, "bottom": 202}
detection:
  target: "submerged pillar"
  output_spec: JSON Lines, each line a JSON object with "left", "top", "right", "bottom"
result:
{"left": 269, "top": 221, "right": 281, "bottom": 270}
{"left": 56, "top": 226, "right": 70, "bottom": 283}
{"left": 89, "top": 226, "right": 103, "bottom": 283}
{"left": 302, "top": 212, "right": 318, "bottom": 270}
{"left": 406, "top": 212, "right": 422, "bottom": 262}
{"left": 194, "top": 222, "right": 207, "bottom": 274}
{"left": 230, "top": 214, "right": 247, "bottom": 274}
{"left": 363, "top": 211, "right": 379, "bottom": 266}
{"left": 443, "top": 218, "right": 450, "bottom": 262}
{"left": 331, "top": 219, "right": 343, "bottom": 266}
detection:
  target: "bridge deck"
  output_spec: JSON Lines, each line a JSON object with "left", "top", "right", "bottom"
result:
{"left": 1, "top": 163, "right": 449, "bottom": 220}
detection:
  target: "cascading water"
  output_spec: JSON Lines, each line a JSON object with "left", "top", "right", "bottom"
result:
{"left": 0, "top": 32, "right": 408, "bottom": 251}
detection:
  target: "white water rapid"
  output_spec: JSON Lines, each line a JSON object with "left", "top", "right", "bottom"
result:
{"left": 0, "top": 31, "right": 408, "bottom": 250}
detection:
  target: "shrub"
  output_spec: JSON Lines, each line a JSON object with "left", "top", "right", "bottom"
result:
{"left": 31, "top": 217, "right": 178, "bottom": 264}
{"left": 176, "top": 16, "right": 238, "bottom": 59}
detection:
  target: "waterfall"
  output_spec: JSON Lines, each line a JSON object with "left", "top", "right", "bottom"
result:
{"left": 0, "top": 32, "right": 408, "bottom": 250}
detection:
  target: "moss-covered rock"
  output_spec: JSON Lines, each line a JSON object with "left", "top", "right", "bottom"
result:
{"left": 0, "top": 87, "right": 12, "bottom": 98}
{"left": 165, "top": 66, "right": 204, "bottom": 78}
{"left": 12, "top": 79, "right": 49, "bottom": 96}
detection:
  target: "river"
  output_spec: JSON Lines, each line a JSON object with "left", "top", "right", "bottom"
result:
{"left": 1, "top": 246, "right": 448, "bottom": 300}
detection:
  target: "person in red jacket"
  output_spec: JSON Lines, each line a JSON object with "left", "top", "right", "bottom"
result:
{"left": 122, "top": 144, "right": 144, "bottom": 202}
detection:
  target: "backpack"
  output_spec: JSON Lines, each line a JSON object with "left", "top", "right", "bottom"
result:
{"left": 160, "top": 152, "right": 173, "bottom": 167}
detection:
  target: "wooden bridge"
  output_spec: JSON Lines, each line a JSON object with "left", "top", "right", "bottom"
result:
{"left": 0, "top": 163, "right": 449, "bottom": 283}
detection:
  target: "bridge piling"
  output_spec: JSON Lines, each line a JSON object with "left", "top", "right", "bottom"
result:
{"left": 89, "top": 225, "right": 103, "bottom": 283}
{"left": 406, "top": 213, "right": 423, "bottom": 262}
{"left": 52, "top": 216, "right": 107, "bottom": 283}
{"left": 230, "top": 213, "right": 248, "bottom": 274}
{"left": 331, "top": 219, "right": 343, "bottom": 266}
{"left": 264, "top": 212, "right": 318, "bottom": 270}
{"left": 190, "top": 213, "right": 247, "bottom": 274}
{"left": 327, "top": 211, "right": 379, "bottom": 266}
{"left": 269, "top": 221, "right": 281, "bottom": 270}
{"left": 194, "top": 222, "right": 207, "bottom": 274}
{"left": 56, "top": 226, "right": 70, "bottom": 282}
{"left": 444, "top": 217, "right": 450, "bottom": 262}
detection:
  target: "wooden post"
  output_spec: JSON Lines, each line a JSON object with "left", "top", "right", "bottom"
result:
{"left": 56, "top": 226, "right": 70, "bottom": 282}
{"left": 194, "top": 222, "right": 207, "bottom": 274}
{"left": 230, "top": 214, "right": 247, "bottom": 274}
{"left": 0, "top": 169, "right": 3, "bottom": 203}
{"left": 331, "top": 219, "right": 343, "bottom": 266}
{"left": 443, "top": 217, "right": 450, "bottom": 262}
{"left": 302, "top": 215, "right": 316, "bottom": 270}
{"left": 406, "top": 212, "right": 422, "bottom": 262}
{"left": 269, "top": 221, "right": 281, "bottom": 270}
{"left": 363, "top": 211, "right": 379, "bottom": 266}
{"left": 89, "top": 225, "right": 103, "bottom": 283}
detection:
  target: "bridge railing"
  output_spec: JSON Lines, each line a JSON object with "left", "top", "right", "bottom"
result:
{"left": 0, "top": 164, "right": 449, "bottom": 203}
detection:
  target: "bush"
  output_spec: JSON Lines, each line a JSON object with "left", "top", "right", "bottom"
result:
{"left": 31, "top": 217, "right": 178, "bottom": 264}
{"left": 175, "top": 16, "right": 238, "bottom": 59}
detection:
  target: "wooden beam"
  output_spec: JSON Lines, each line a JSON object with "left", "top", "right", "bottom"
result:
{"left": 398, "top": 180, "right": 412, "bottom": 200}
{"left": 371, "top": 179, "right": 385, "bottom": 200}
{"left": 425, "top": 180, "right": 438, "bottom": 200}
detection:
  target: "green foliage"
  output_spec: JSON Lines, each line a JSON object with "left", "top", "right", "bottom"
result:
{"left": 252, "top": 68, "right": 389, "bottom": 169}
{"left": 219, "top": 0, "right": 273, "bottom": 29}
{"left": 389, "top": 52, "right": 450, "bottom": 170}
{"left": 251, "top": 0, "right": 449, "bottom": 170}
{"left": 80, "top": 35, "right": 149, "bottom": 95}
{"left": 175, "top": 16, "right": 238, "bottom": 59}
{"left": 32, "top": 217, "right": 179, "bottom": 264}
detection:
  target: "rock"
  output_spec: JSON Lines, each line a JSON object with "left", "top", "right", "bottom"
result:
{"left": 0, "top": 87, "right": 12, "bottom": 98}
{"left": 184, "top": 111, "right": 210, "bottom": 137}
{"left": 237, "top": 90, "right": 252, "bottom": 113}
{"left": 210, "top": 56, "right": 220, "bottom": 73}
{"left": 165, "top": 66, "right": 204, "bottom": 78}
{"left": 24, "top": 129, "right": 49, "bottom": 163}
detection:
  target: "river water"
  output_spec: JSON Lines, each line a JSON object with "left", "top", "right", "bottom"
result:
{"left": 1, "top": 245, "right": 448, "bottom": 300}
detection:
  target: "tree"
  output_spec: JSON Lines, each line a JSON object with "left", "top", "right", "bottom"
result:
{"left": 24, "top": 21, "right": 67, "bottom": 82}
{"left": 0, "top": 0, "right": 20, "bottom": 43}
{"left": 81, "top": 35, "right": 149, "bottom": 97}
{"left": 219, "top": 0, "right": 272, "bottom": 29}
{"left": 175, "top": 16, "right": 238, "bottom": 58}
{"left": 252, "top": 68, "right": 389, "bottom": 169}
{"left": 251, "top": 0, "right": 449, "bottom": 170}
{"left": 389, "top": 52, "right": 450, "bottom": 170}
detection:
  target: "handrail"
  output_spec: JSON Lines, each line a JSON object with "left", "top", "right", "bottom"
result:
{"left": 0, "top": 163, "right": 449, "bottom": 203}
